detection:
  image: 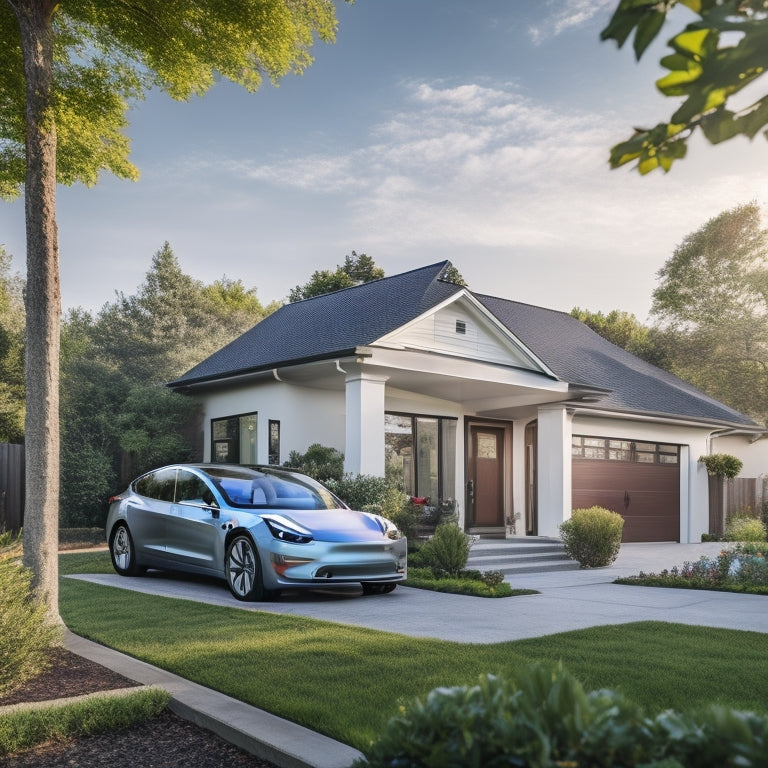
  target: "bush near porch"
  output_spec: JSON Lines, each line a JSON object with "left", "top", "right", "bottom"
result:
{"left": 559, "top": 506, "right": 624, "bottom": 568}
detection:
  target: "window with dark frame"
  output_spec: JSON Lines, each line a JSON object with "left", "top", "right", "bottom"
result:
{"left": 268, "top": 420, "right": 281, "bottom": 465}
{"left": 211, "top": 412, "right": 258, "bottom": 464}
{"left": 571, "top": 435, "right": 679, "bottom": 465}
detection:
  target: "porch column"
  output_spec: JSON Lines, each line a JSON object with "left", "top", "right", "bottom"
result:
{"left": 344, "top": 372, "right": 388, "bottom": 476}
{"left": 536, "top": 404, "right": 573, "bottom": 537}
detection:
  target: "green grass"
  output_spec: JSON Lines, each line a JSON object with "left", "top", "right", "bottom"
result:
{"left": 0, "top": 688, "right": 169, "bottom": 758}
{"left": 58, "top": 551, "right": 768, "bottom": 754}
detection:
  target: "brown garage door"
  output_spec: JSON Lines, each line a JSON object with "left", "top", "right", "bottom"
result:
{"left": 571, "top": 437, "right": 680, "bottom": 543}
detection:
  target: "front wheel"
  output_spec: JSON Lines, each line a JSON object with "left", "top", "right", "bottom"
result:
{"left": 225, "top": 535, "right": 274, "bottom": 601}
{"left": 110, "top": 523, "right": 141, "bottom": 576}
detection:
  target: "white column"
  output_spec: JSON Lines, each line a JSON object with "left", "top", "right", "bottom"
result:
{"left": 344, "top": 372, "right": 388, "bottom": 476}
{"left": 536, "top": 404, "right": 573, "bottom": 537}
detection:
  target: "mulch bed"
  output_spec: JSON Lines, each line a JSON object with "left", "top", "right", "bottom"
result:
{"left": 1, "top": 647, "right": 281, "bottom": 768}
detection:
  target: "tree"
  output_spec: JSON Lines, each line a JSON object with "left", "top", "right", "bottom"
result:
{"left": 0, "top": 1, "right": 340, "bottom": 622}
{"left": 570, "top": 307, "right": 665, "bottom": 366}
{"left": 289, "top": 250, "right": 385, "bottom": 302}
{"left": 59, "top": 246, "right": 277, "bottom": 527}
{"left": 602, "top": 1, "right": 768, "bottom": 174}
{"left": 650, "top": 201, "right": 768, "bottom": 422}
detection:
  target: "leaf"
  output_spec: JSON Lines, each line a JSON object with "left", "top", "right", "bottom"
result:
{"left": 633, "top": 8, "right": 666, "bottom": 59}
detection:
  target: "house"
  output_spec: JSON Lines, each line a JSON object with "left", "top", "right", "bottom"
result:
{"left": 168, "top": 261, "right": 766, "bottom": 543}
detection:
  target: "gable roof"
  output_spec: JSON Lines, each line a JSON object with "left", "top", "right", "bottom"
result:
{"left": 170, "top": 262, "right": 462, "bottom": 386}
{"left": 477, "top": 295, "right": 758, "bottom": 428}
{"left": 170, "top": 261, "right": 759, "bottom": 430}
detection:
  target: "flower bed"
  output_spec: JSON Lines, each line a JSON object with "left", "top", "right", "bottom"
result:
{"left": 616, "top": 543, "right": 768, "bottom": 594}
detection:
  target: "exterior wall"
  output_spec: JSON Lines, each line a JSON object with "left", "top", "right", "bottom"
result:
{"left": 712, "top": 434, "right": 768, "bottom": 479}
{"left": 568, "top": 413, "right": 714, "bottom": 544}
{"left": 200, "top": 381, "right": 346, "bottom": 465}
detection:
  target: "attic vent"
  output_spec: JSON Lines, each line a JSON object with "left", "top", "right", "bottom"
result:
{"left": 455, "top": 320, "right": 467, "bottom": 335}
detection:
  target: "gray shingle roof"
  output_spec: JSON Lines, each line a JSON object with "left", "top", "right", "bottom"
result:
{"left": 170, "top": 261, "right": 758, "bottom": 429}
{"left": 169, "top": 262, "right": 462, "bottom": 386}
{"left": 478, "top": 295, "right": 757, "bottom": 427}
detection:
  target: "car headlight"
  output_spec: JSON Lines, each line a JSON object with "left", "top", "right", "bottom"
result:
{"left": 364, "top": 512, "right": 403, "bottom": 540}
{"left": 262, "top": 514, "right": 314, "bottom": 544}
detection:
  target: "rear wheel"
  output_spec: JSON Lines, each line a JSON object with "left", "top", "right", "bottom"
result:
{"left": 361, "top": 582, "right": 397, "bottom": 595}
{"left": 226, "top": 535, "right": 275, "bottom": 601}
{"left": 110, "top": 523, "right": 141, "bottom": 576}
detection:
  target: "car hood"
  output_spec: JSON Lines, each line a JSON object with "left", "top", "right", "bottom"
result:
{"left": 266, "top": 508, "right": 391, "bottom": 543}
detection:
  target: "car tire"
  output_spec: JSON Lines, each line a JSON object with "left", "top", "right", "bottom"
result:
{"left": 226, "top": 535, "right": 275, "bottom": 602}
{"left": 109, "top": 523, "right": 141, "bottom": 577}
{"left": 361, "top": 582, "right": 397, "bottom": 595}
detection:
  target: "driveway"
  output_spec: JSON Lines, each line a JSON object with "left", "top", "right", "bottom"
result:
{"left": 68, "top": 542, "right": 768, "bottom": 642}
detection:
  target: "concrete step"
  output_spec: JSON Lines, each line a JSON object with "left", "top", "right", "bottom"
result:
{"left": 466, "top": 537, "right": 579, "bottom": 575}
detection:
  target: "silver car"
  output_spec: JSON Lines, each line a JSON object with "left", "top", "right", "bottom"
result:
{"left": 106, "top": 463, "right": 407, "bottom": 601}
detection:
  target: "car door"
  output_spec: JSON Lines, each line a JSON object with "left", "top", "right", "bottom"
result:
{"left": 164, "top": 469, "right": 223, "bottom": 573}
{"left": 130, "top": 467, "right": 177, "bottom": 562}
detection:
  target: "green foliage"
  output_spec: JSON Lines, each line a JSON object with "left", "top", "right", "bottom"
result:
{"left": 0, "top": 537, "right": 61, "bottom": 697}
{"left": 560, "top": 506, "right": 624, "bottom": 568}
{"left": 284, "top": 443, "right": 345, "bottom": 484}
{"left": 0, "top": 1, "right": 340, "bottom": 198}
{"left": 0, "top": 687, "right": 170, "bottom": 758}
{"left": 724, "top": 515, "right": 767, "bottom": 542}
{"left": 288, "top": 251, "right": 385, "bottom": 302}
{"left": 403, "top": 569, "right": 516, "bottom": 598}
{"left": 650, "top": 203, "right": 768, "bottom": 423}
{"left": 361, "top": 663, "right": 768, "bottom": 768}
{"left": 571, "top": 306, "right": 666, "bottom": 366}
{"left": 417, "top": 523, "right": 471, "bottom": 578}
{"left": 602, "top": 1, "right": 768, "bottom": 174}
{"left": 325, "top": 473, "right": 389, "bottom": 511}
{"left": 699, "top": 453, "right": 743, "bottom": 479}
{"left": 0, "top": 247, "right": 25, "bottom": 442}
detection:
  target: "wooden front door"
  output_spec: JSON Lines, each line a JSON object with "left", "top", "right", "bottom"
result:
{"left": 468, "top": 426, "right": 505, "bottom": 527}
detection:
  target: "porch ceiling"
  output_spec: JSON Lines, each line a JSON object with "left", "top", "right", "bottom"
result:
{"left": 272, "top": 350, "right": 591, "bottom": 419}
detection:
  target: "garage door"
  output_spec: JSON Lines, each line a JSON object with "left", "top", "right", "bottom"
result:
{"left": 571, "top": 437, "right": 680, "bottom": 543}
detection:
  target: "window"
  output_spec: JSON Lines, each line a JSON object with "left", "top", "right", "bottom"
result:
{"left": 572, "top": 435, "right": 679, "bottom": 465}
{"left": 211, "top": 412, "right": 258, "bottom": 464}
{"left": 268, "top": 420, "right": 281, "bottom": 465}
{"left": 455, "top": 320, "right": 467, "bottom": 334}
{"left": 385, "top": 413, "right": 456, "bottom": 502}
{"left": 134, "top": 467, "right": 178, "bottom": 502}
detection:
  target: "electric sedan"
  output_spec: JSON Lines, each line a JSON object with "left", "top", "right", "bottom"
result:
{"left": 106, "top": 464, "right": 407, "bottom": 601}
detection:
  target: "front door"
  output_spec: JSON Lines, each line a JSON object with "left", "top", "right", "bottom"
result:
{"left": 467, "top": 426, "right": 505, "bottom": 527}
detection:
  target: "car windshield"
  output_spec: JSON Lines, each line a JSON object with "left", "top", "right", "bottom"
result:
{"left": 202, "top": 466, "right": 343, "bottom": 511}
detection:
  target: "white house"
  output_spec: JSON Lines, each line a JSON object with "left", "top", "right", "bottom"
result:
{"left": 168, "top": 261, "right": 766, "bottom": 543}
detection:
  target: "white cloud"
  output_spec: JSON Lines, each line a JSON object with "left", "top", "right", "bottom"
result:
{"left": 528, "top": 0, "right": 616, "bottom": 45}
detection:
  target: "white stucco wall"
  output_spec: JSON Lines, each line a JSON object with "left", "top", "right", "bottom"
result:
{"left": 200, "top": 380, "right": 346, "bottom": 464}
{"left": 712, "top": 434, "right": 768, "bottom": 479}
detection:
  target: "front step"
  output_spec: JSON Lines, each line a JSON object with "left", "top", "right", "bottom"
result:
{"left": 466, "top": 536, "right": 580, "bottom": 576}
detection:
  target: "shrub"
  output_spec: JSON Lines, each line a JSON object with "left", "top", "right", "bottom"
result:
{"left": 481, "top": 569, "right": 505, "bottom": 587}
{"left": 0, "top": 536, "right": 61, "bottom": 697}
{"left": 359, "top": 664, "right": 768, "bottom": 768}
{"left": 283, "top": 443, "right": 344, "bottom": 483}
{"left": 385, "top": 495, "right": 420, "bottom": 542}
{"left": 560, "top": 506, "right": 623, "bottom": 568}
{"left": 325, "top": 473, "right": 389, "bottom": 510}
{"left": 699, "top": 453, "right": 743, "bottom": 478}
{"left": 417, "top": 523, "right": 471, "bottom": 577}
{"left": 724, "top": 515, "right": 767, "bottom": 542}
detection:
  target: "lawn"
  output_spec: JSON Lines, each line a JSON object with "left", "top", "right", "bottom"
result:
{"left": 59, "top": 552, "right": 768, "bottom": 754}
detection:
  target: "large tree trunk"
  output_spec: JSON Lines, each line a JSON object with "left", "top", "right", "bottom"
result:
{"left": 15, "top": 0, "right": 62, "bottom": 625}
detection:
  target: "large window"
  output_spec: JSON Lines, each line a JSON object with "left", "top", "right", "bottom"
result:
{"left": 385, "top": 413, "right": 456, "bottom": 503}
{"left": 211, "top": 412, "right": 258, "bottom": 464}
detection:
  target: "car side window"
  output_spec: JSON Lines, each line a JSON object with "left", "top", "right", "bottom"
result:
{"left": 134, "top": 468, "right": 177, "bottom": 502}
{"left": 175, "top": 470, "right": 214, "bottom": 505}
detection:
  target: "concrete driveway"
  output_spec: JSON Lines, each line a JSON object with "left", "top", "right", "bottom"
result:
{"left": 69, "top": 542, "right": 768, "bottom": 643}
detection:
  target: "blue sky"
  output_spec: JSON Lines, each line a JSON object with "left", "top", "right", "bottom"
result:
{"left": 3, "top": 0, "right": 768, "bottom": 321}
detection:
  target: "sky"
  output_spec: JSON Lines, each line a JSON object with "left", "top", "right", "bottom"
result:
{"left": 3, "top": 0, "right": 768, "bottom": 322}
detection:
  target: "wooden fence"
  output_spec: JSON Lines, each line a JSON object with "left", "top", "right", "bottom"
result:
{"left": 708, "top": 476, "right": 758, "bottom": 537}
{"left": 0, "top": 442, "right": 24, "bottom": 533}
